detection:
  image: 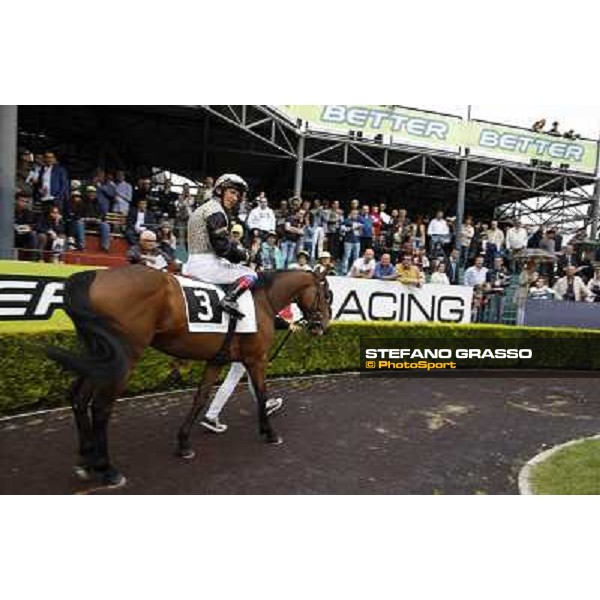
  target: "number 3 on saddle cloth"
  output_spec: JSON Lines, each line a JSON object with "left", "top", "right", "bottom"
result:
{"left": 176, "top": 276, "right": 257, "bottom": 334}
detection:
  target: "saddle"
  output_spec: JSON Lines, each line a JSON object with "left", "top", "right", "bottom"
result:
{"left": 175, "top": 276, "right": 257, "bottom": 334}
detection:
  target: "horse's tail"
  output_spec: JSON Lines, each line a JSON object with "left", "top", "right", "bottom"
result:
{"left": 46, "top": 270, "right": 131, "bottom": 386}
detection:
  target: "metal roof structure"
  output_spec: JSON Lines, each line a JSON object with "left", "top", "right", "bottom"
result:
{"left": 13, "top": 105, "right": 600, "bottom": 230}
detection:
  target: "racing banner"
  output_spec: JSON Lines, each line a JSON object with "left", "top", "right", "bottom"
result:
{"left": 328, "top": 277, "right": 473, "bottom": 325}
{"left": 0, "top": 261, "right": 473, "bottom": 329}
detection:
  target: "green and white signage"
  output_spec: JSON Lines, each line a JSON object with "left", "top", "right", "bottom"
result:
{"left": 276, "top": 105, "right": 599, "bottom": 174}
{"left": 278, "top": 105, "right": 464, "bottom": 152}
{"left": 464, "top": 121, "right": 598, "bottom": 173}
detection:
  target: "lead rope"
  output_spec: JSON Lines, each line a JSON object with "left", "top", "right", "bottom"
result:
{"left": 268, "top": 327, "right": 294, "bottom": 363}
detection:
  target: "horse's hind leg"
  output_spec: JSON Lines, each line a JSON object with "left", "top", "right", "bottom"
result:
{"left": 89, "top": 378, "right": 129, "bottom": 488}
{"left": 69, "top": 377, "right": 95, "bottom": 480}
{"left": 177, "top": 363, "right": 221, "bottom": 459}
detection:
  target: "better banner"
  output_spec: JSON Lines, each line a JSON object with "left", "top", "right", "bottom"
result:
{"left": 277, "top": 105, "right": 464, "bottom": 152}
{"left": 276, "top": 106, "right": 599, "bottom": 174}
{"left": 464, "top": 120, "right": 598, "bottom": 173}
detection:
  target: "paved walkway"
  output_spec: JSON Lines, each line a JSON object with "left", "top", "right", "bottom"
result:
{"left": 2, "top": 374, "right": 599, "bottom": 494}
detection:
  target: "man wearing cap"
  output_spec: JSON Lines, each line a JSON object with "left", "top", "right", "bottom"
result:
{"left": 256, "top": 231, "right": 284, "bottom": 272}
{"left": 184, "top": 174, "right": 257, "bottom": 318}
{"left": 314, "top": 251, "right": 337, "bottom": 276}
{"left": 127, "top": 230, "right": 172, "bottom": 271}
{"left": 230, "top": 223, "right": 245, "bottom": 244}
{"left": 289, "top": 250, "right": 312, "bottom": 271}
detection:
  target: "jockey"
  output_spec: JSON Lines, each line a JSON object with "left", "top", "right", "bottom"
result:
{"left": 183, "top": 173, "right": 257, "bottom": 319}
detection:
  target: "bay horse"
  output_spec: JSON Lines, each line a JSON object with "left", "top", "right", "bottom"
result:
{"left": 47, "top": 265, "right": 332, "bottom": 487}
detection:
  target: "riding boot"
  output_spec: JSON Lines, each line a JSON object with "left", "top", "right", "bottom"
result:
{"left": 219, "top": 276, "right": 255, "bottom": 319}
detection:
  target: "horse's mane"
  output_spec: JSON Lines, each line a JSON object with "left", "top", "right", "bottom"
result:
{"left": 256, "top": 270, "right": 313, "bottom": 290}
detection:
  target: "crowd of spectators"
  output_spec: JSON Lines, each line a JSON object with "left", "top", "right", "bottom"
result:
{"left": 13, "top": 150, "right": 213, "bottom": 265}
{"left": 13, "top": 150, "right": 600, "bottom": 324}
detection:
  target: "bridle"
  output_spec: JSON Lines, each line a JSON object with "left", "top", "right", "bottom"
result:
{"left": 264, "top": 272, "right": 331, "bottom": 332}
{"left": 294, "top": 273, "right": 332, "bottom": 332}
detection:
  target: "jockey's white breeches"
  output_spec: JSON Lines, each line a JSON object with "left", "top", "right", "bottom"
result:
{"left": 183, "top": 254, "right": 255, "bottom": 285}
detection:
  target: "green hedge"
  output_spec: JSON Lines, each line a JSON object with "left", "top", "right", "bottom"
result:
{"left": 1, "top": 322, "right": 600, "bottom": 415}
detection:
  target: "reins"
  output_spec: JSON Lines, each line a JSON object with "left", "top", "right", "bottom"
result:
{"left": 268, "top": 327, "right": 294, "bottom": 362}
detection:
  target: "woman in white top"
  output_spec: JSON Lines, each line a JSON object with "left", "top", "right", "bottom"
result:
{"left": 430, "top": 261, "right": 450, "bottom": 285}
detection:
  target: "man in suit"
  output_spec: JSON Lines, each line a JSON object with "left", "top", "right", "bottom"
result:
{"left": 35, "top": 152, "right": 70, "bottom": 215}
{"left": 125, "top": 199, "right": 158, "bottom": 245}
{"left": 446, "top": 248, "right": 460, "bottom": 285}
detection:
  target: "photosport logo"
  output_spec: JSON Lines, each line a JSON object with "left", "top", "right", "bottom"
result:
{"left": 360, "top": 337, "right": 600, "bottom": 378}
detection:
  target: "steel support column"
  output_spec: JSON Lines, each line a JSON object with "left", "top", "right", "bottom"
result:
{"left": 591, "top": 179, "right": 600, "bottom": 239}
{"left": 293, "top": 134, "right": 306, "bottom": 198}
{"left": 455, "top": 156, "right": 468, "bottom": 250}
{"left": 201, "top": 115, "right": 210, "bottom": 175}
{"left": 0, "top": 105, "right": 18, "bottom": 260}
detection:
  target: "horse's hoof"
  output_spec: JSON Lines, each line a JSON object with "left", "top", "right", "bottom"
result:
{"left": 178, "top": 448, "right": 196, "bottom": 460}
{"left": 264, "top": 434, "right": 284, "bottom": 446}
{"left": 73, "top": 464, "right": 93, "bottom": 481}
{"left": 97, "top": 468, "right": 127, "bottom": 488}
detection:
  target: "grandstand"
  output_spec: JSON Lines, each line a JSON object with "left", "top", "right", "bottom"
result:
{"left": 1, "top": 105, "right": 600, "bottom": 261}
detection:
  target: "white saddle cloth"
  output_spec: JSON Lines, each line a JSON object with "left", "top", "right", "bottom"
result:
{"left": 176, "top": 276, "right": 257, "bottom": 334}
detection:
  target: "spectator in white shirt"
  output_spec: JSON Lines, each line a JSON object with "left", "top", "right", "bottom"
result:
{"left": 350, "top": 248, "right": 376, "bottom": 279}
{"left": 459, "top": 217, "right": 475, "bottom": 267}
{"left": 114, "top": 170, "right": 132, "bottom": 215}
{"left": 554, "top": 266, "right": 591, "bottom": 302}
{"left": 255, "top": 191, "right": 268, "bottom": 205}
{"left": 506, "top": 220, "right": 528, "bottom": 253}
{"left": 379, "top": 203, "right": 391, "bottom": 226}
{"left": 464, "top": 256, "right": 488, "bottom": 288}
{"left": 430, "top": 262, "right": 450, "bottom": 285}
{"left": 247, "top": 197, "right": 276, "bottom": 240}
{"left": 427, "top": 210, "right": 450, "bottom": 250}
{"left": 486, "top": 220, "right": 505, "bottom": 251}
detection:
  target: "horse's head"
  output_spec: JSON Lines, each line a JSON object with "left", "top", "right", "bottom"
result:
{"left": 296, "top": 270, "right": 332, "bottom": 337}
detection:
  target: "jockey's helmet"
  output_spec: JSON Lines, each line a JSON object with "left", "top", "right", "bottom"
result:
{"left": 214, "top": 174, "right": 249, "bottom": 198}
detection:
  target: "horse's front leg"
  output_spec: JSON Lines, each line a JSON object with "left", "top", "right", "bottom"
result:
{"left": 247, "top": 363, "right": 282, "bottom": 445}
{"left": 177, "top": 363, "right": 221, "bottom": 459}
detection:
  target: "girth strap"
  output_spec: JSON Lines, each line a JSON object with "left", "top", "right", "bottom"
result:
{"left": 211, "top": 314, "right": 239, "bottom": 366}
